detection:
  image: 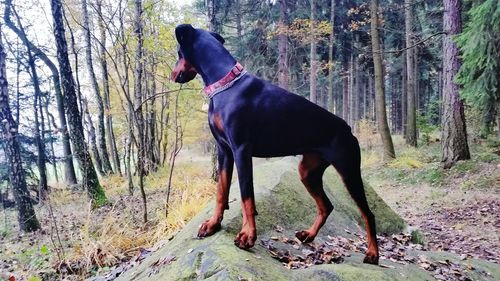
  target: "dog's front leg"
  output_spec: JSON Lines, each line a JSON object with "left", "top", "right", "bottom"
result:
{"left": 198, "top": 145, "right": 234, "bottom": 238}
{"left": 233, "top": 146, "right": 257, "bottom": 249}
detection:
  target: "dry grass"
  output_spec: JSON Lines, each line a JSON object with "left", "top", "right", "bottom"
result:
{"left": 1, "top": 150, "right": 217, "bottom": 280}
{"left": 387, "top": 147, "right": 425, "bottom": 169}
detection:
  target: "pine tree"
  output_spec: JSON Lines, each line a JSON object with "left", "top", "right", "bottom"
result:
{"left": 456, "top": 0, "right": 500, "bottom": 137}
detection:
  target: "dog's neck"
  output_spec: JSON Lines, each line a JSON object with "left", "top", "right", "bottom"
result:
{"left": 194, "top": 53, "right": 238, "bottom": 86}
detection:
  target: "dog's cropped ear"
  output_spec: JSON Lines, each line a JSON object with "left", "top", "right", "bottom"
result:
{"left": 210, "top": 32, "right": 225, "bottom": 44}
{"left": 175, "top": 24, "right": 195, "bottom": 45}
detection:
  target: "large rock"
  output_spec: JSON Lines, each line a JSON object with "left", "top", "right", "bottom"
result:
{"left": 115, "top": 157, "right": 497, "bottom": 281}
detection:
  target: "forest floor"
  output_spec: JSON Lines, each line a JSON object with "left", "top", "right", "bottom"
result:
{"left": 363, "top": 135, "right": 500, "bottom": 264}
{"left": 0, "top": 146, "right": 218, "bottom": 281}
{"left": 0, "top": 135, "right": 499, "bottom": 281}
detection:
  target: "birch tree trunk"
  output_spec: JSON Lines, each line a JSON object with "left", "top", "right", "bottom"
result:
{"left": 97, "top": 0, "right": 121, "bottom": 175}
{"left": 134, "top": 0, "right": 148, "bottom": 223}
{"left": 370, "top": 0, "right": 396, "bottom": 160}
{"left": 405, "top": 0, "right": 417, "bottom": 146}
{"left": 81, "top": 0, "right": 113, "bottom": 175}
{"left": 441, "top": 0, "right": 470, "bottom": 168}
{"left": 50, "top": 0, "right": 107, "bottom": 206}
{"left": 0, "top": 27, "right": 40, "bottom": 232}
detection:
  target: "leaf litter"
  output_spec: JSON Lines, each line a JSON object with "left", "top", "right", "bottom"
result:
{"left": 260, "top": 226, "right": 490, "bottom": 281}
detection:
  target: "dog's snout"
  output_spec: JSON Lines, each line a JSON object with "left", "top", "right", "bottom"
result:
{"left": 171, "top": 58, "right": 197, "bottom": 84}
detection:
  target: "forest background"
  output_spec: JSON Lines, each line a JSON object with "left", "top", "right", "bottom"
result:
{"left": 0, "top": 0, "right": 498, "bottom": 279}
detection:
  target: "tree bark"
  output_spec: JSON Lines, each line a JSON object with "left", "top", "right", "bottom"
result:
{"left": 134, "top": 0, "right": 147, "bottom": 223}
{"left": 309, "top": 0, "right": 317, "bottom": 103}
{"left": 82, "top": 98, "right": 104, "bottom": 175}
{"left": 81, "top": 0, "right": 113, "bottom": 175}
{"left": 0, "top": 27, "right": 40, "bottom": 232}
{"left": 370, "top": 0, "right": 396, "bottom": 160}
{"left": 278, "top": 0, "right": 289, "bottom": 90}
{"left": 43, "top": 97, "right": 59, "bottom": 183}
{"left": 50, "top": 0, "right": 107, "bottom": 206}
{"left": 402, "top": 56, "right": 407, "bottom": 136}
{"left": 441, "top": 0, "right": 470, "bottom": 168}
{"left": 206, "top": 0, "right": 217, "bottom": 32}
{"left": 405, "top": 0, "right": 417, "bottom": 146}
{"left": 96, "top": 0, "right": 121, "bottom": 175}
{"left": 354, "top": 34, "right": 361, "bottom": 124}
{"left": 348, "top": 53, "right": 354, "bottom": 125}
{"left": 342, "top": 62, "right": 349, "bottom": 121}
{"left": 26, "top": 44, "right": 48, "bottom": 201}
{"left": 328, "top": 0, "right": 336, "bottom": 113}
{"left": 4, "top": 0, "right": 77, "bottom": 185}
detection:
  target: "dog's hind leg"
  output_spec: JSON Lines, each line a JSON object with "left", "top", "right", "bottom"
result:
{"left": 295, "top": 153, "right": 333, "bottom": 243}
{"left": 330, "top": 135, "right": 379, "bottom": 265}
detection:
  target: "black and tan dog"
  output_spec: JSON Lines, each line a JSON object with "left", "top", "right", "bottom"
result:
{"left": 171, "top": 24, "right": 379, "bottom": 264}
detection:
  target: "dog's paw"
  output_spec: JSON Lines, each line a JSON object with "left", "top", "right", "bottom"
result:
{"left": 295, "top": 230, "right": 316, "bottom": 243}
{"left": 363, "top": 252, "right": 379, "bottom": 265}
{"left": 197, "top": 219, "right": 221, "bottom": 238}
{"left": 234, "top": 229, "right": 256, "bottom": 249}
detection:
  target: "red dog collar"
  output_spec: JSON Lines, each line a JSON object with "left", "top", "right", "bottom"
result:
{"left": 204, "top": 62, "right": 246, "bottom": 98}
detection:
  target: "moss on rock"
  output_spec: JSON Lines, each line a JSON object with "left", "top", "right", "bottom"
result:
{"left": 115, "top": 157, "right": 496, "bottom": 281}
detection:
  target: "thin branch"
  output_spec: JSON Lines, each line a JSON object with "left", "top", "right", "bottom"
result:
{"left": 134, "top": 87, "right": 201, "bottom": 112}
{"left": 371, "top": 32, "right": 445, "bottom": 54}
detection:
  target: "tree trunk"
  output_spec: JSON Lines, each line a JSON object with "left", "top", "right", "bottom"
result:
{"left": 370, "top": 0, "right": 396, "bottom": 160}
{"left": 4, "top": 0, "right": 77, "bottom": 185}
{"left": 278, "top": 0, "right": 289, "bottom": 90}
{"left": 348, "top": 53, "right": 354, "bottom": 125}
{"left": 97, "top": 0, "right": 121, "bottom": 175}
{"left": 342, "top": 61, "right": 349, "bottom": 121}
{"left": 328, "top": 0, "right": 336, "bottom": 113}
{"left": 354, "top": 34, "right": 361, "bottom": 124}
{"left": 0, "top": 27, "right": 40, "bottom": 232}
{"left": 405, "top": 0, "right": 417, "bottom": 146}
{"left": 81, "top": 0, "right": 113, "bottom": 175}
{"left": 115, "top": 0, "right": 134, "bottom": 193}
{"left": 64, "top": 14, "right": 104, "bottom": 176}
{"left": 206, "top": 0, "right": 217, "bottom": 32}
{"left": 207, "top": 0, "right": 219, "bottom": 182}
{"left": 309, "top": 0, "right": 317, "bottom": 103}
{"left": 402, "top": 57, "right": 407, "bottom": 137}
{"left": 134, "top": 0, "right": 147, "bottom": 223}
{"left": 441, "top": 0, "right": 470, "bottom": 168}
{"left": 50, "top": 0, "right": 107, "bottom": 206}
{"left": 26, "top": 45, "right": 48, "bottom": 201}
{"left": 43, "top": 98, "right": 59, "bottom": 183}
{"left": 82, "top": 98, "right": 104, "bottom": 175}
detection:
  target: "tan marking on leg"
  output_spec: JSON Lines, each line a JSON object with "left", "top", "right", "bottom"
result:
{"left": 213, "top": 113, "right": 224, "bottom": 132}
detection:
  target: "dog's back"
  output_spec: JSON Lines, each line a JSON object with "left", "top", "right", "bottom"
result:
{"left": 210, "top": 73, "right": 353, "bottom": 158}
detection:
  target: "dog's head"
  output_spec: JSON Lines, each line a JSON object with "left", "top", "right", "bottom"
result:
{"left": 170, "top": 24, "right": 226, "bottom": 84}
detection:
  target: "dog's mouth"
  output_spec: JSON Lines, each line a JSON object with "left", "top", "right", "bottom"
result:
{"left": 171, "top": 58, "right": 198, "bottom": 83}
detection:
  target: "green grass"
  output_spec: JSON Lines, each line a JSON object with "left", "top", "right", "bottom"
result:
{"left": 452, "top": 160, "right": 479, "bottom": 173}
{"left": 411, "top": 229, "right": 425, "bottom": 245}
{"left": 460, "top": 176, "right": 497, "bottom": 190}
{"left": 418, "top": 166, "right": 446, "bottom": 186}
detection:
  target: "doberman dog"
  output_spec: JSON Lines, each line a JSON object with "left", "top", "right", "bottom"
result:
{"left": 171, "top": 24, "right": 379, "bottom": 264}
